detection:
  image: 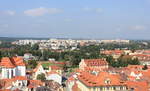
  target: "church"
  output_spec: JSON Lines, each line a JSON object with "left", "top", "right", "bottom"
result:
{"left": 0, "top": 57, "right": 26, "bottom": 79}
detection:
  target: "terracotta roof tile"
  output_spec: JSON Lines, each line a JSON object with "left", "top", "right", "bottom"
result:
{"left": 78, "top": 71, "right": 126, "bottom": 87}
{"left": 13, "top": 76, "right": 27, "bottom": 80}
{"left": 84, "top": 59, "right": 108, "bottom": 66}
{"left": 0, "top": 57, "right": 15, "bottom": 68}
{"left": 12, "top": 57, "right": 25, "bottom": 66}
{"left": 0, "top": 57, "right": 25, "bottom": 68}
{"left": 126, "top": 81, "right": 148, "bottom": 91}
{"left": 27, "top": 80, "right": 44, "bottom": 88}
{"left": 50, "top": 65, "right": 62, "bottom": 70}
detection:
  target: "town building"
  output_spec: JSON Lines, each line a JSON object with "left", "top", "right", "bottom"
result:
{"left": 67, "top": 71, "right": 128, "bottom": 91}
{"left": 79, "top": 59, "right": 108, "bottom": 71}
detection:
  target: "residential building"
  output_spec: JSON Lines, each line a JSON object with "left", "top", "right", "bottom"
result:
{"left": 67, "top": 71, "right": 128, "bottom": 91}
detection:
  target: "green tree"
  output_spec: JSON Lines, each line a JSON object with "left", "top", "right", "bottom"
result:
{"left": 37, "top": 73, "right": 46, "bottom": 81}
{"left": 142, "top": 65, "right": 148, "bottom": 70}
{"left": 27, "top": 60, "right": 37, "bottom": 69}
{"left": 128, "top": 58, "right": 140, "bottom": 65}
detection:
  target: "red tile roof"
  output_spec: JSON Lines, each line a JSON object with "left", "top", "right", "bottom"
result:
{"left": 50, "top": 65, "right": 62, "bottom": 70}
{"left": 27, "top": 80, "right": 44, "bottom": 88}
{"left": 84, "top": 59, "right": 108, "bottom": 66}
{"left": 72, "top": 82, "right": 80, "bottom": 91}
{"left": 78, "top": 71, "right": 126, "bottom": 87}
{"left": 126, "top": 81, "right": 148, "bottom": 91}
{"left": 33, "top": 63, "right": 42, "bottom": 72}
{"left": 101, "top": 50, "right": 124, "bottom": 55}
{"left": 0, "top": 89, "right": 11, "bottom": 91}
{"left": 0, "top": 57, "right": 15, "bottom": 68}
{"left": 12, "top": 57, "right": 25, "bottom": 66}
{"left": 47, "top": 71, "right": 60, "bottom": 75}
{"left": 13, "top": 76, "right": 27, "bottom": 80}
{"left": 0, "top": 57, "right": 25, "bottom": 68}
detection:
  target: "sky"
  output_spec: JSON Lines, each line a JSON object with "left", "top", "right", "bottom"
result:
{"left": 0, "top": 0, "right": 150, "bottom": 39}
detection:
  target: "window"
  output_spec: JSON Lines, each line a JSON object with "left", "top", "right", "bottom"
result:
{"left": 100, "top": 87, "right": 103, "bottom": 90}
{"left": 11, "top": 70, "right": 13, "bottom": 77}
{"left": 105, "top": 78, "right": 111, "bottom": 84}
{"left": 19, "top": 83, "right": 21, "bottom": 86}
{"left": 106, "top": 87, "right": 109, "bottom": 90}
{"left": 113, "top": 87, "right": 116, "bottom": 90}
{"left": 120, "top": 86, "right": 123, "bottom": 90}
{"left": 7, "top": 70, "right": 9, "bottom": 78}
{"left": 0, "top": 68, "right": 2, "bottom": 73}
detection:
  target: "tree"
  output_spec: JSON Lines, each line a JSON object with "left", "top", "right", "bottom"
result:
{"left": 128, "top": 58, "right": 140, "bottom": 65}
{"left": 31, "top": 44, "right": 39, "bottom": 50}
{"left": 63, "top": 64, "right": 68, "bottom": 72}
{"left": 142, "top": 65, "right": 148, "bottom": 70}
{"left": 27, "top": 60, "right": 37, "bottom": 69}
{"left": 37, "top": 73, "right": 46, "bottom": 81}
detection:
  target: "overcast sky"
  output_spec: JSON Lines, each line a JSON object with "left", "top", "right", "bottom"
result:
{"left": 0, "top": 0, "right": 150, "bottom": 39}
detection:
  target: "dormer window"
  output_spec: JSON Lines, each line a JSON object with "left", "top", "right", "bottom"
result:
{"left": 105, "top": 78, "right": 111, "bottom": 84}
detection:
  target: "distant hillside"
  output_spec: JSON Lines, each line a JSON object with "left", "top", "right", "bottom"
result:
{"left": 0, "top": 37, "right": 49, "bottom": 42}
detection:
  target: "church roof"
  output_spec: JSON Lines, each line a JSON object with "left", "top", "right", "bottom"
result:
{"left": 0, "top": 57, "right": 25, "bottom": 68}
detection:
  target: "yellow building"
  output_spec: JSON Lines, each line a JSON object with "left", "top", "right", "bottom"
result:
{"left": 76, "top": 71, "right": 128, "bottom": 91}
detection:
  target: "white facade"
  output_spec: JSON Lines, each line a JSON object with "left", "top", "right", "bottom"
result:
{"left": 2, "top": 68, "right": 16, "bottom": 79}
{"left": 47, "top": 74, "right": 62, "bottom": 84}
{"left": 1, "top": 66, "right": 26, "bottom": 79}
{"left": 16, "top": 66, "right": 26, "bottom": 76}
{"left": 34, "top": 65, "right": 46, "bottom": 79}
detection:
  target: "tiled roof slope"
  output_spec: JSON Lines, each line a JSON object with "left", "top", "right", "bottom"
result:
{"left": 84, "top": 59, "right": 108, "bottom": 66}
{"left": 78, "top": 71, "right": 126, "bottom": 87}
{"left": 0, "top": 57, "right": 25, "bottom": 68}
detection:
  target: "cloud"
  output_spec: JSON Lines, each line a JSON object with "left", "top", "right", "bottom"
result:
{"left": 95, "top": 8, "right": 103, "bottom": 13}
{"left": 64, "top": 18, "right": 73, "bottom": 22}
{"left": 5, "top": 11, "right": 15, "bottom": 15}
{"left": 130, "top": 25, "right": 146, "bottom": 30}
{"left": 116, "top": 27, "right": 121, "bottom": 32}
{"left": 0, "top": 10, "right": 15, "bottom": 16}
{"left": 83, "top": 7, "right": 92, "bottom": 12}
{"left": 24, "top": 7, "right": 63, "bottom": 16}
{"left": 83, "top": 7, "right": 103, "bottom": 13}
{"left": 0, "top": 24, "right": 9, "bottom": 28}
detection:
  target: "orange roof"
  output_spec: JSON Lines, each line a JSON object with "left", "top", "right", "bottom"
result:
{"left": 78, "top": 71, "right": 126, "bottom": 87}
{"left": 67, "top": 76, "right": 75, "bottom": 82}
{"left": 0, "top": 57, "right": 15, "bottom": 68}
{"left": 28, "top": 80, "right": 44, "bottom": 88}
{"left": 33, "top": 63, "right": 42, "bottom": 72}
{"left": 126, "top": 81, "right": 148, "bottom": 91}
{"left": 143, "top": 50, "right": 150, "bottom": 54}
{"left": 142, "top": 69, "right": 150, "bottom": 77}
{"left": 55, "top": 61, "right": 66, "bottom": 65}
{"left": 84, "top": 67, "right": 107, "bottom": 71}
{"left": 12, "top": 57, "right": 25, "bottom": 66}
{"left": 0, "top": 76, "right": 27, "bottom": 89}
{"left": 0, "top": 57, "right": 25, "bottom": 68}
{"left": 102, "top": 50, "right": 123, "bottom": 55}
{"left": 0, "top": 79, "right": 14, "bottom": 89}
{"left": 84, "top": 59, "right": 108, "bottom": 66}
{"left": 13, "top": 76, "right": 27, "bottom": 80}
{"left": 0, "top": 89, "right": 11, "bottom": 91}
{"left": 50, "top": 65, "right": 62, "bottom": 70}
{"left": 133, "top": 54, "right": 150, "bottom": 57}
{"left": 47, "top": 71, "right": 60, "bottom": 75}
{"left": 127, "top": 65, "right": 143, "bottom": 69}
{"left": 72, "top": 82, "right": 80, "bottom": 91}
